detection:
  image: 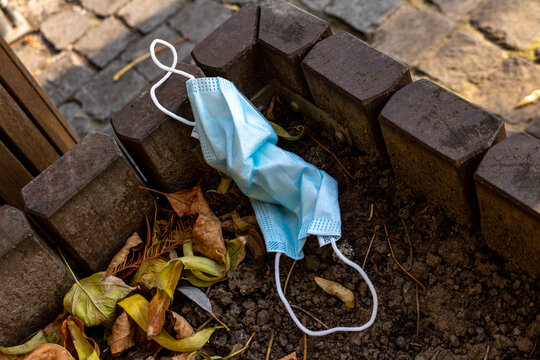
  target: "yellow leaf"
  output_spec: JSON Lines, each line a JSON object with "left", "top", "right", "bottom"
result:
{"left": 119, "top": 295, "right": 220, "bottom": 352}
{"left": 180, "top": 256, "right": 226, "bottom": 277}
{"left": 314, "top": 277, "right": 355, "bottom": 308}
{"left": 131, "top": 259, "right": 167, "bottom": 292}
{"left": 516, "top": 89, "right": 540, "bottom": 108}
{"left": 157, "top": 259, "right": 184, "bottom": 299}
{"left": 269, "top": 122, "right": 304, "bottom": 141}
{"left": 64, "top": 318, "right": 100, "bottom": 360}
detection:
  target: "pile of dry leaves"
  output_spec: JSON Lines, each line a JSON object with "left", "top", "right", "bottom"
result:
{"left": 0, "top": 186, "right": 265, "bottom": 360}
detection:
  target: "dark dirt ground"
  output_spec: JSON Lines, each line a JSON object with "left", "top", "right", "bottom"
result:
{"left": 117, "top": 97, "right": 539, "bottom": 360}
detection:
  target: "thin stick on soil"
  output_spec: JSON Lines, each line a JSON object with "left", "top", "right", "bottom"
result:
{"left": 283, "top": 260, "right": 297, "bottom": 297}
{"left": 527, "top": 337, "right": 538, "bottom": 360}
{"left": 306, "top": 131, "right": 354, "bottom": 179}
{"left": 415, "top": 284, "right": 420, "bottom": 343}
{"left": 196, "top": 318, "right": 212, "bottom": 332}
{"left": 483, "top": 344, "right": 491, "bottom": 360}
{"left": 383, "top": 224, "right": 426, "bottom": 293}
{"left": 362, "top": 228, "right": 378, "bottom": 268}
{"left": 402, "top": 219, "right": 413, "bottom": 270}
{"left": 302, "top": 316, "right": 307, "bottom": 360}
{"left": 266, "top": 329, "right": 274, "bottom": 360}
{"left": 290, "top": 305, "right": 329, "bottom": 329}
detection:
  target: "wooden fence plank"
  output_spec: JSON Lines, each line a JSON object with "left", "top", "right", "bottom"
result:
{"left": 0, "top": 140, "right": 32, "bottom": 209}
{"left": 0, "top": 82, "right": 59, "bottom": 172}
{"left": 0, "top": 36, "right": 79, "bottom": 153}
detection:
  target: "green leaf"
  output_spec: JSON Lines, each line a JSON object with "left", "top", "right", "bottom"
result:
{"left": 269, "top": 122, "right": 304, "bottom": 141}
{"left": 118, "top": 295, "right": 220, "bottom": 352}
{"left": 0, "top": 331, "right": 47, "bottom": 355}
{"left": 64, "top": 272, "right": 136, "bottom": 327}
{"left": 180, "top": 256, "right": 225, "bottom": 277}
{"left": 157, "top": 259, "right": 183, "bottom": 299}
{"left": 225, "top": 237, "right": 246, "bottom": 271}
{"left": 183, "top": 275, "right": 222, "bottom": 287}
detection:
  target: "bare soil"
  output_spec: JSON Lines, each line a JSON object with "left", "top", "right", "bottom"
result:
{"left": 120, "top": 99, "right": 539, "bottom": 360}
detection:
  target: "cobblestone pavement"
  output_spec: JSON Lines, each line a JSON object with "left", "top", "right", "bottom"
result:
{"left": 4, "top": 0, "right": 540, "bottom": 139}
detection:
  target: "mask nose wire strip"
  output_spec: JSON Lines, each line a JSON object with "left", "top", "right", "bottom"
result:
{"left": 149, "top": 38, "right": 196, "bottom": 127}
{"left": 275, "top": 238, "right": 378, "bottom": 336}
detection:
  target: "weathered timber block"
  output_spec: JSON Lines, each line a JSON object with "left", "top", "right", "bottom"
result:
{"left": 22, "top": 133, "right": 154, "bottom": 273}
{"left": 258, "top": 0, "right": 331, "bottom": 97}
{"left": 302, "top": 31, "right": 411, "bottom": 157}
{"left": 192, "top": 3, "right": 266, "bottom": 98}
{"left": 474, "top": 133, "right": 540, "bottom": 277}
{"left": 379, "top": 79, "right": 505, "bottom": 225}
{"left": 0, "top": 205, "right": 72, "bottom": 346}
{"left": 112, "top": 64, "right": 207, "bottom": 192}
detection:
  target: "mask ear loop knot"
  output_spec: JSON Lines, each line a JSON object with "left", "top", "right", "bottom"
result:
{"left": 149, "top": 39, "right": 196, "bottom": 127}
{"left": 275, "top": 238, "right": 378, "bottom": 336}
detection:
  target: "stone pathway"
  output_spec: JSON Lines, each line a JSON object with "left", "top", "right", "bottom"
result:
{"left": 3, "top": 0, "right": 540, "bottom": 138}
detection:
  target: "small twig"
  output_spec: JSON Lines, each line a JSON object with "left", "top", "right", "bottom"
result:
{"left": 527, "top": 337, "right": 538, "bottom": 360}
{"left": 113, "top": 36, "right": 190, "bottom": 81}
{"left": 483, "top": 344, "right": 491, "bottom": 360}
{"left": 415, "top": 284, "right": 420, "bottom": 343}
{"left": 290, "top": 305, "right": 329, "bottom": 329}
{"left": 430, "top": 350, "right": 440, "bottom": 360}
{"left": 195, "top": 318, "right": 212, "bottom": 332}
{"left": 419, "top": 205, "right": 430, "bottom": 214}
{"left": 302, "top": 317, "right": 307, "bottom": 360}
{"left": 266, "top": 329, "right": 274, "bottom": 360}
{"left": 383, "top": 224, "right": 426, "bottom": 293}
{"left": 362, "top": 225, "right": 379, "bottom": 268}
{"left": 402, "top": 219, "right": 413, "bottom": 270}
{"left": 283, "top": 260, "right": 297, "bottom": 297}
{"left": 306, "top": 131, "right": 354, "bottom": 179}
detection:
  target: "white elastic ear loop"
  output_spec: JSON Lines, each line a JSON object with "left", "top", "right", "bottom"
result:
{"left": 275, "top": 238, "right": 378, "bottom": 336}
{"left": 149, "top": 39, "right": 196, "bottom": 127}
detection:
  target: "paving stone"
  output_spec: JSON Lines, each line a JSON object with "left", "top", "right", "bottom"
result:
{"left": 74, "top": 17, "right": 136, "bottom": 68}
{"left": 81, "top": 0, "right": 130, "bottom": 17}
{"left": 75, "top": 60, "right": 148, "bottom": 120}
{"left": 371, "top": 5, "right": 454, "bottom": 66}
{"left": 58, "top": 102, "right": 93, "bottom": 138}
{"left": 526, "top": 115, "right": 540, "bottom": 140}
{"left": 40, "top": 8, "right": 95, "bottom": 50}
{"left": 192, "top": 3, "right": 267, "bottom": 98}
{"left": 474, "top": 133, "right": 540, "bottom": 277}
{"left": 121, "top": 24, "right": 194, "bottom": 83}
{"left": 118, "top": 0, "right": 181, "bottom": 34}
{"left": 468, "top": 55, "right": 540, "bottom": 125}
{"left": 0, "top": 205, "right": 73, "bottom": 346}
{"left": 36, "top": 52, "right": 95, "bottom": 106}
{"left": 112, "top": 64, "right": 207, "bottom": 192}
{"left": 21, "top": 0, "right": 67, "bottom": 28}
{"left": 168, "top": 0, "right": 233, "bottom": 43}
{"left": 302, "top": 31, "right": 411, "bottom": 157}
{"left": 258, "top": 0, "right": 331, "bottom": 97}
{"left": 470, "top": 0, "right": 540, "bottom": 50}
{"left": 431, "top": 0, "right": 483, "bottom": 20}
{"left": 299, "top": 0, "right": 331, "bottom": 12}
{"left": 324, "top": 0, "right": 401, "bottom": 35}
{"left": 379, "top": 79, "right": 505, "bottom": 226}
{"left": 419, "top": 32, "right": 505, "bottom": 93}
{"left": 12, "top": 34, "right": 51, "bottom": 73}
{"left": 22, "top": 133, "right": 154, "bottom": 273}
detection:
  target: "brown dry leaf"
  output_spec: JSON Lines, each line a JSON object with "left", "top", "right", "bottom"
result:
{"left": 43, "top": 311, "right": 69, "bottom": 344}
{"left": 25, "top": 343, "right": 74, "bottom": 360}
{"left": 170, "top": 312, "right": 194, "bottom": 340}
{"left": 314, "top": 277, "right": 355, "bottom": 308}
{"left": 147, "top": 289, "right": 171, "bottom": 340}
{"left": 279, "top": 352, "right": 297, "bottom": 360}
{"left": 222, "top": 211, "right": 265, "bottom": 259}
{"left": 170, "top": 354, "right": 189, "bottom": 360}
{"left": 149, "top": 186, "right": 226, "bottom": 262}
{"left": 105, "top": 233, "right": 143, "bottom": 277}
{"left": 61, "top": 317, "right": 100, "bottom": 360}
{"left": 108, "top": 311, "right": 136, "bottom": 355}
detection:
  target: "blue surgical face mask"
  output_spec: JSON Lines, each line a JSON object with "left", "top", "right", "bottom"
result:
{"left": 149, "top": 39, "right": 377, "bottom": 336}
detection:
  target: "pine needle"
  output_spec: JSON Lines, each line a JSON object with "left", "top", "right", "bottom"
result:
{"left": 283, "top": 260, "right": 297, "bottom": 297}
{"left": 306, "top": 131, "right": 354, "bottom": 179}
{"left": 290, "top": 305, "right": 329, "bottom": 329}
{"left": 113, "top": 36, "right": 190, "bottom": 82}
{"left": 415, "top": 284, "right": 420, "bottom": 342}
{"left": 265, "top": 330, "right": 274, "bottom": 360}
{"left": 302, "top": 317, "right": 307, "bottom": 360}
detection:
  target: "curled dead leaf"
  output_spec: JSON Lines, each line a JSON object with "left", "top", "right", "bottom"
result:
{"left": 130, "top": 259, "right": 167, "bottom": 292}
{"left": 62, "top": 316, "right": 100, "bottom": 360}
{"left": 26, "top": 343, "right": 75, "bottom": 360}
{"left": 279, "top": 352, "right": 297, "bottom": 360}
{"left": 221, "top": 212, "right": 265, "bottom": 260}
{"left": 170, "top": 312, "right": 194, "bottom": 340}
{"left": 105, "top": 233, "right": 143, "bottom": 277}
{"left": 314, "top": 277, "right": 355, "bottom": 308}
{"left": 108, "top": 311, "right": 136, "bottom": 355}
{"left": 147, "top": 290, "right": 171, "bottom": 340}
